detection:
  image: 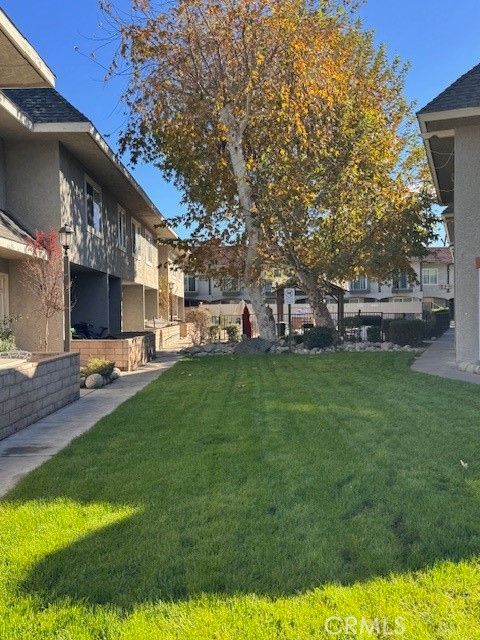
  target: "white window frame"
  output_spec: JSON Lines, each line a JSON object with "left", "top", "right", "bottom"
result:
{"left": 145, "top": 229, "right": 154, "bottom": 266}
{"left": 0, "top": 273, "right": 9, "bottom": 319}
{"left": 131, "top": 219, "right": 142, "bottom": 257}
{"left": 117, "top": 205, "right": 127, "bottom": 250}
{"left": 85, "top": 175, "right": 103, "bottom": 236}
{"left": 422, "top": 268, "right": 438, "bottom": 286}
{"left": 393, "top": 272, "right": 410, "bottom": 290}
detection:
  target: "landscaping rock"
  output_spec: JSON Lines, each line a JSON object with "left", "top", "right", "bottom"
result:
{"left": 381, "top": 342, "right": 393, "bottom": 351}
{"left": 80, "top": 376, "right": 86, "bottom": 388}
{"left": 234, "top": 338, "right": 275, "bottom": 354}
{"left": 110, "top": 368, "right": 121, "bottom": 381}
{"left": 85, "top": 373, "right": 104, "bottom": 389}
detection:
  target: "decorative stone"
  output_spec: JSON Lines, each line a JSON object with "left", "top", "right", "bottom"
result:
{"left": 381, "top": 342, "right": 393, "bottom": 351}
{"left": 80, "top": 376, "right": 86, "bottom": 388}
{"left": 110, "top": 368, "right": 121, "bottom": 380}
{"left": 85, "top": 373, "right": 104, "bottom": 389}
{"left": 234, "top": 338, "right": 275, "bottom": 354}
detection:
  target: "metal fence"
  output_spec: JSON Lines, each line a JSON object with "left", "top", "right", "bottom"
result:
{"left": 209, "top": 310, "right": 423, "bottom": 340}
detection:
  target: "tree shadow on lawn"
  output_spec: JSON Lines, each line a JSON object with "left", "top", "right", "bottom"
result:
{"left": 11, "top": 356, "right": 480, "bottom": 608}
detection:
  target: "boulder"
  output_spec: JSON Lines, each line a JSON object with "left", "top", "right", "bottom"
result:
{"left": 85, "top": 373, "right": 104, "bottom": 389}
{"left": 80, "top": 376, "right": 86, "bottom": 388}
{"left": 234, "top": 338, "right": 275, "bottom": 354}
{"left": 110, "top": 368, "right": 121, "bottom": 380}
{"left": 381, "top": 342, "right": 393, "bottom": 351}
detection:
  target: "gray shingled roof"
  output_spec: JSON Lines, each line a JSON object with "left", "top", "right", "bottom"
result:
{"left": 418, "top": 63, "right": 480, "bottom": 115}
{"left": 2, "top": 88, "right": 89, "bottom": 124}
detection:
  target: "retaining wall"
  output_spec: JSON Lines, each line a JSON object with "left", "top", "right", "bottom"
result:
{"left": 0, "top": 352, "right": 80, "bottom": 440}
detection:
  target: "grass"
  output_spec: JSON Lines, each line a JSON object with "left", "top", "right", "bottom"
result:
{"left": 2, "top": 352, "right": 480, "bottom": 638}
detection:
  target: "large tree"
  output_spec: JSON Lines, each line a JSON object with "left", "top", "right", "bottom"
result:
{"left": 102, "top": 0, "right": 363, "bottom": 338}
{"left": 105, "top": 0, "right": 435, "bottom": 333}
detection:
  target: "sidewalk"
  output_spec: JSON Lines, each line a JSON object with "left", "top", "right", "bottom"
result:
{"left": 411, "top": 329, "right": 480, "bottom": 385}
{"left": 0, "top": 351, "right": 180, "bottom": 497}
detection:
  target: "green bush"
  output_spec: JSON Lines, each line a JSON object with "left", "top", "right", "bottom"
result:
{"left": 366, "top": 326, "right": 381, "bottom": 342}
{"left": 389, "top": 319, "right": 425, "bottom": 347}
{"left": 226, "top": 325, "right": 240, "bottom": 342}
{"left": 208, "top": 325, "right": 220, "bottom": 342}
{"left": 0, "top": 317, "right": 16, "bottom": 353}
{"left": 344, "top": 315, "right": 382, "bottom": 328}
{"left": 381, "top": 318, "right": 395, "bottom": 341}
{"left": 82, "top": 357, "right": 115, "bottom": 378}
{"left": 303, "top": 326, "right": 336, "bottom": 349}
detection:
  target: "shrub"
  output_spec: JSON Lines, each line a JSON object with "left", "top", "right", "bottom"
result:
{"left": 208, "top": 325, "right": 220, "bottom": 342}
{"left": 0, "top": 316, "right": 16, "bottom": 352}
{"left": 82, "top": 357, "right": 115, "bottom": 377}
{"left": 381, "top": 318, "right": 395, "bottom": 341}
{"left": 185, "top": 307, "right": 211, "bottom": 344}
{"left": 344, "top": 315, "right": 382, "bottom": 328}
{"left": 303, "top": 326, "right": 336, "bottom": 349}
{"left": 366, "top": 326, "right": 381, "bottom": 342}
{"left": 226, "top": 324, "right": 240, "bottom": 342}
{"left": 389, "top": 319, "right": 425, "bottom": 346}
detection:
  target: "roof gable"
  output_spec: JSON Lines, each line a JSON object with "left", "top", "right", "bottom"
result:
{"left": 2, "top": 88, "right": 88, "bottom": 123}
{"left": 418, "top": 62, "right": 480, "bottom": 115}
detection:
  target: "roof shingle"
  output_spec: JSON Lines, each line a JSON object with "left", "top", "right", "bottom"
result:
{"left": 418, "top": 62, "right": 480, "bottom": 115}
{"left": 2, "top": 88, "right": 89, "bottom": 124}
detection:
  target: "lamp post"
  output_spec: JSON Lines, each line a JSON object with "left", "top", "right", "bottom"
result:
{"left": 59, "top": 224, "right": 73, "bottom": 352}
{"left": 168, "top": 281, "right": 175, "bottom": 322}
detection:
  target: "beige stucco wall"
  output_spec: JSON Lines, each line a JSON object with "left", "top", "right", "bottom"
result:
{"left": 8, "top": 258, "right": 63, "bottom": 352}
{"left": 0, "top": 137, "right": 6, "bottom": 210}
{"left": 59, "top": 144, "right": 158, "bottom": 290}
{"left": 454, "top": 124, "right": 480, "bottom": 363}
{"left": 4, "top": 139, "right": 61, "bottom": 232}
{"left": 122, "top": 284, "right": 145, "bottom": 331}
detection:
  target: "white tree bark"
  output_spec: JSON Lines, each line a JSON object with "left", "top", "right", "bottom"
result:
{"left": 219, "top": 104, "right": 276, "bottom": 341}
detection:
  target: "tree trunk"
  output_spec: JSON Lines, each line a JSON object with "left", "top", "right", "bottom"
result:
{"left": 219, "top": 105, "right": 275, "bottom": 341}
{"left": 44, "top": 316, "right": 49, "bottom": 352}
{"left": 297, "top": 273, "right": 335, "bottom": 329}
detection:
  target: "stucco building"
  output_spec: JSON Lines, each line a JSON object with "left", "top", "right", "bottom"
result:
{"left": 418, "top": 63, "right": 480, "bottom": 363}
{"left": 0, "top": 9, "right": 182, "bottom": 352}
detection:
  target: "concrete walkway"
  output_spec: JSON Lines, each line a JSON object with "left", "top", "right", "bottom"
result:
{"left": 412, "top": 329, "right": 480, "bottom": 385}
{"left": 0, "top": 351, "right": 180, "bottom": 497}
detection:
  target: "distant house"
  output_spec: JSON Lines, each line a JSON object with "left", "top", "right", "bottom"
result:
{"left": 344, "top": 248, "right": 454, "bottom": 313}
{"left": 184, "top": 249, "right": 454, "bottom": 316}
{"left": 418, "top": 63, "right": 480, "bottom": 363}
{"left": 0, "top": 9, "right": 182, "bottom": 352}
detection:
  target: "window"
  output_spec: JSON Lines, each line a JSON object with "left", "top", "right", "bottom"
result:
{"left": 350, "top": 275, "right": 368, "bottom": 291}
{"left": 145, "top": 230, "right": 154, "bottom": 265}
{"left": 185, "top": 275, "right": 197, "bottom": 292}
{"left": 132, "top": 219, "right": 141, "bottom": 256}
{"left": 393, "top": 272, "right": 409, "bottom": 290}
{"left": 422, "top": 268, "right": 438, "bottom": 285}
{"left": 221, "top": 276, "right": 240, "bottom": 293}
{"left": 117, "top": 206, "right": 127, "bottom": 249}
{"left": 85, "top": 177, "right": 102, "bottom": 234}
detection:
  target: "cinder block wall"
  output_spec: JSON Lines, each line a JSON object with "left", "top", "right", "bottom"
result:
{"left": 0, "top": 352, "right": 80, "bottom": 440}
{"left": 73, "top": 333, "right": 155, "bottom": 371}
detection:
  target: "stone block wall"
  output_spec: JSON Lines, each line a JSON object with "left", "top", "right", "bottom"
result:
{"left": 73, "top": 332, "right": 155, "bottom": 371}
{"left": 0, "top": 352, "right": 80, "bottom": 440}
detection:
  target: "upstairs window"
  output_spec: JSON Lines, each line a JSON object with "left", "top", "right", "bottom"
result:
{"left": 393, "top": 272, "right": 409, "bottom": 290}
{"left": 422, "top": 268, "right": 438, "bottom": 285}
{"left": 85, "top": 177, "right": 102, "bottom": 234}
{"left": 350, "top": 275, "right": 368, "bottom": 291}
{"left": 117, "top": 206, "right": 127, "bottom": 249}
{"left": 132, "top": 219, "right": 142, "bottom": 256}
{"left": 145, "top": 230, "right": 154, "bottom": 265}
{"left": 185, "top": 275, "right": 197, "bottom": 292}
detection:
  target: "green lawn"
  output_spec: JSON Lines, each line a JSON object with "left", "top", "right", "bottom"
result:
{"left": 2, "top": 353, "right": 480, "bottom": 639}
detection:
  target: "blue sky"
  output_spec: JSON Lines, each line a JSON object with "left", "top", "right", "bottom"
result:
{"left": 3, "top": 0, "right": 480, "bottom": 235}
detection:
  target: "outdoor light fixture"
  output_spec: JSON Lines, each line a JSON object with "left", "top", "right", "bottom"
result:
{"left": 59, "top": 223, "right": 74, "bottom": 352}
{"left": 59, "top": 223, "right": 74, "bottom": 251}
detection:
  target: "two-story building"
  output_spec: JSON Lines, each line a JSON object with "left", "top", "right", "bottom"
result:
{"left": 0, "top": 9, "right": 180, "bottom": 352}
{"left": 346, "top": 248, "right": 454, "bottom": 313}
